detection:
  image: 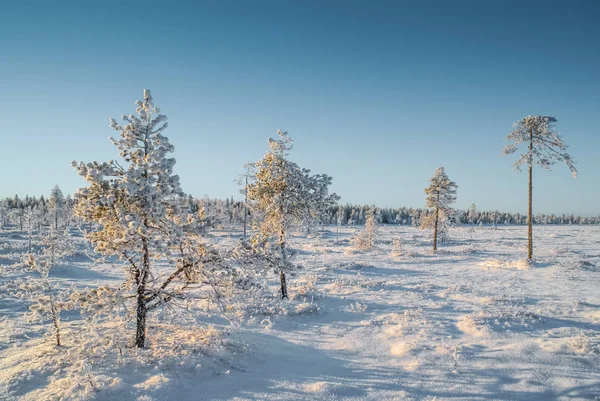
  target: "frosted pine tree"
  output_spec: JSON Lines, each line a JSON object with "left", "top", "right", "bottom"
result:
{"left": 491, "top": 210, "right": 498, "bottom": 230}
{"left": 0, "top": 201, "right": 8, "bottom": 229}
{"left": 63, "top": 194, "right": 74, "bottom": 228}
{"left": 22, "top": 229, "right": 75, "bottom": 346}
{"left": 39, "top": 226, "right": 76, "bottom": 269}
{"left": 25, "top": 207, "right": 35, "bottom": 253}
{"left": 301, "top": 172, "right": 339, "bottom": 235}
{"left": 336, "top": 205, "right": 344, "bottom": 243}
{"left": 467, "top": 203, "right": 478, "bottom": 224}
{"left": 10, "top": 207, "right": 26, "bottom": 231}
{"left": 72, "top": 90, "right": 216, "bottom": 348}
{"left": 247, "top": 130, "right": 337, "bottom": 299}
{"left": 235, "top": 162, "right": 256, "bottom": 238}
{"left": 424, "top": 167, "right": 457, "bottom": 252}
{"left": 15, "top": 213, "right": 75, "bottom": 346}
{"left": 49, "top": 185, "right": 65, "bottom": 230}
{"left": 351, "top": 206, "right": 378, "bottom": 250}
{"left": 501, "top": 115, "right": 577, "bottom": 260}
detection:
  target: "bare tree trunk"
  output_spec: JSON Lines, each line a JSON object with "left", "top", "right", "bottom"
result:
{"left": 135, "top": 129, "right": 151, "bottom": 348}
{"left": 279, "top": 226, "right": 288, "bottom": 299}
{"left": 50, "top": 243, "right": 55, "bottom": 268}
{"left": 42, "top": 276, "right": 61, "bottom": 346}
{"left": 433, "top": 193, "right": 440, "bottom": 252}
{"left": 279, "top": 270, "right": 288, "bottom": 299}
{"left": 50, "top": 296, "right": 61, "bottom": 346}
{"left": 135, "top": 236, "right": 149, "bottom": 348}
{"left": 528, "top": 129, "right": 533, "bottom": 261}
{"left": 243, "top": 175, "right": 248, "bottom": 238}
{"left": 278, "top": 197, "right": 288, "bottom": 299}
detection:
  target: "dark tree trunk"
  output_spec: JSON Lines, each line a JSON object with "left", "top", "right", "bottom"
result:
{"left": 51, "top": 299, "right": 61, "bottom": 346}
{"left": 135, "top": 228, "right": 150, "bottom": 348}
{"left": 135, "top": 284, "right": 148, "bottom": 348}
{"left": 433, "top": 192, "right": 440, "bottom": 252}
{"left": 243, "top": 175, "right": 248, "bottom": 238}
{"left": 528, "top": 128, "right": 533, "bottom": 261}
{"left": 279, "top": 201, "right": 288, "bottom": 299}
{"left": 279, "top": 270, "right": 288, "bottom": 299}
{"left": 44, "top": 278, "right": 61, "bottom": 346}
{"left": 135, "top": 130, "right": 151, "bottom": 348}
{"left": 135, "top": 235, "right": 149, "bottom": 348}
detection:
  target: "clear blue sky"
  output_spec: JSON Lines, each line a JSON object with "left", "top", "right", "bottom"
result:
{"left": 1, "top": 0, "right": 598, "bottom": 215}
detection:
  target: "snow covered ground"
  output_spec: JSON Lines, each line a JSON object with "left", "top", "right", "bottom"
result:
{"left": 1, "top": 224, "right": 600, "bottom": 400}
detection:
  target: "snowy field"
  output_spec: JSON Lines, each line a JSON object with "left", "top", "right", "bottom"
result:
{"left": 1, "top": 224, "right": 600, "bottom": 400}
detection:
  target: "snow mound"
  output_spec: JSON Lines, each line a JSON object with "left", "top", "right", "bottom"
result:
{"left": 480, "top": 258, "right": 531, "bottom": 270}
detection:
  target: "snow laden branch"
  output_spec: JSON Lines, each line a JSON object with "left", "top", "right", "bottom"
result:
{"left": 501, "top": 115, "right": 577, "bottom": 177}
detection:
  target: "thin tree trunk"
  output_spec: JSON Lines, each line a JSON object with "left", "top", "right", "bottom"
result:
{"left": 135, "top": 127, "right": 152, "bottom": 349}
{"left": 50, "top": 296, "right": 61, "bottom": 346}
{"left": 135, "top": 236, "right": 149, "bottom": 348}
{"left": 279, "top": 198, "right": 288, "bottom": 299}
{"left": 279, "top": 270, "right": 288, "bottom": 299}
{"left": 243, "top": 175, "right": 248, "bottom": 238}
{"left": 279, "top": 226, "right": 288, "bottom": 299}
{"left": 433, "top": 193, "right": 440, "bottom": 252}
{"left": 43, "top": 277, "right": 61, "bottom": 346}
{"left": 528, "top": 128, "right": 533, "bottom": 260}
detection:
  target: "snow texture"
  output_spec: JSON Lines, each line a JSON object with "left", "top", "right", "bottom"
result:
{"left": 1, "top": 224, "right": 600, "bottom": 400}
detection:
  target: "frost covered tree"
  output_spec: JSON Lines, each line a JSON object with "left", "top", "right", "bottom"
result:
{"left": 49, "top": 185, "right": 65, "bottom": 230}
{"left": 63, "top": 194, "right": 73, "bottom": 228}
{"left": 39, "top": 226, "right": 76, "bottom": 269}
{"left": 0, "top": 201, "right": 8, "bottom": 229}
{"left": 235, "top": 162, "right": 256, "bottom": 238}
{"left": 301, "top": 172, "right": 340, "bottom": 235}
{"left": 336, "top": 205, "right": 344, "bottom": 243}
{"left": 22, "top": 253, "right": 66, "bottom": 346}
{"left": 247, "top": 130, "right": 337, "bottom": 299}
{"left": 9, "top": 207, "right": 26, "bottom": 231}
{"left": 15, "top": 220, "right": 75, "bottom": 346}
{"left": 72, "top": 90, "right": 220, "bottom": 348}
{"left": 23, "top": 226, "right": 76, "bottom": 346}
{"left": 351, "top": 206, "right": 378, "bottom": 250}
{"left": 467, "top": 203, "right": 478, "bottom": 224}
{"left": 502, "top": 115, "right": 577, "bottom": 260}
{"left": 424, "top": 167, "right": 457, "bottom": 252}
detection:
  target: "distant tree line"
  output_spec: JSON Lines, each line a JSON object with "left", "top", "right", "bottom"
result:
{"left": 325, "top": 204, "right": 599, "bottom": 226}
{"left": 2, "top": 193, "right": 598, "bottom": 231}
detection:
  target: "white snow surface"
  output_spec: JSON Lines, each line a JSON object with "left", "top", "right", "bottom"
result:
{"left": 1, "top": 225, "right": 600, "bottom": 400}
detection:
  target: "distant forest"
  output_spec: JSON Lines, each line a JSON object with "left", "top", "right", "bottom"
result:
{"left": 1, "top": 192, "right": 598, "bottom": 230}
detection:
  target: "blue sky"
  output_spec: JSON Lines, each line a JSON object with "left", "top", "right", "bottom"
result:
{"left": 1, "top": 0, "right": 598, "bottom": 214}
